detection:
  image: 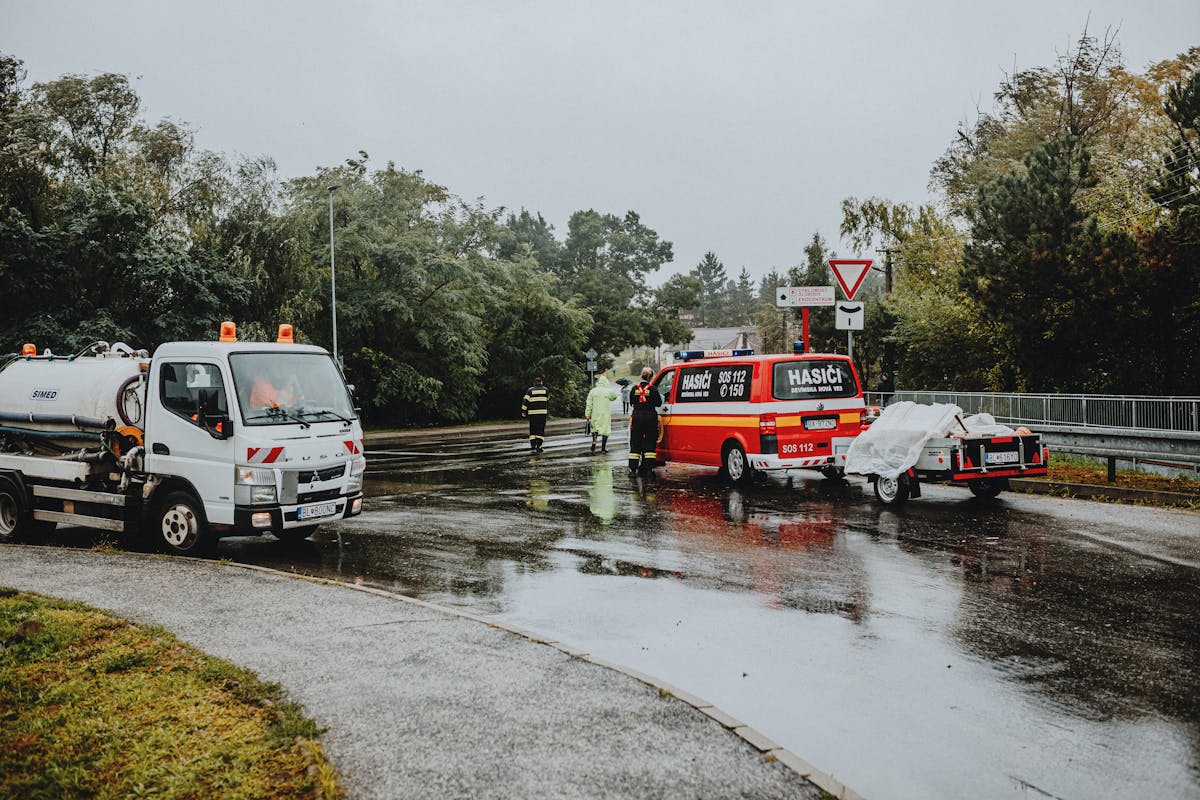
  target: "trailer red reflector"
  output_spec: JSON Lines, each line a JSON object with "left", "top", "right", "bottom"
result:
{"left": 990, "top": 437, "right": 1013, "bottom": 444}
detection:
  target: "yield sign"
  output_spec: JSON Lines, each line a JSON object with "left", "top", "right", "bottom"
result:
{"left": 828, "top": 259, "right": 873, "bottom": 301}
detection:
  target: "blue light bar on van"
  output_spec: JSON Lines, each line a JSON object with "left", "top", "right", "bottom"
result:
{"left": 793, "top": 341, "right": 806, "bottom": 354}
{"left": 674, "top": 348, "right": 754, "bottom": 361}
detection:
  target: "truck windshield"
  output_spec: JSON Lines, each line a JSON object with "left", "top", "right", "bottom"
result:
{"left": 230, "top": 352, "right": 357, "bottom": 425}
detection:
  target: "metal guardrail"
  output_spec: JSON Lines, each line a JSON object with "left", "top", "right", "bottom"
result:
{"left": 864, "top": 391, "right": 1200, "bottom": 433}
{"left": 863, "top": 391, "right": 1200, "bottom": 472}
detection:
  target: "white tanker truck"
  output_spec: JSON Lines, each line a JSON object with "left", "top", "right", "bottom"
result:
{"left": 0, "top": 323, "right": 365, "bottom": 554}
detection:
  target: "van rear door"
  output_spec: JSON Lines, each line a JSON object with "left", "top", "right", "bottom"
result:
{"left": 769, "top": 359, "right": 861, "bottom": 460}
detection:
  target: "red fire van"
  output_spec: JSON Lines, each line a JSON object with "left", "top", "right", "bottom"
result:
{"left": 650, "top": 349, "right": 867, "bottom": 484}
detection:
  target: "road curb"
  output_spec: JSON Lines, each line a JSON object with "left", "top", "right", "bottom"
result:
{"left": 1010, "top": 478, "right": 1199, "bottom": 508}
{"left": 5, "top": 544, "right": 863, "bottom": 800}
{"left": 365, "top": 418, "right": 587, "bottom": 447}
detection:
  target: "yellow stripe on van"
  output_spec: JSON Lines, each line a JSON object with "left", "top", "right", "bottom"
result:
{"left": 665, "top": 416, "right": 757, "bottom": 428}
{"left": 839, "top": 412, "right": 861, "bottom": 423}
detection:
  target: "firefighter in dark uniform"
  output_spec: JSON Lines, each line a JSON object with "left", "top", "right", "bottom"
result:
{"left": 627, "top": 367, "right": 662, "bottom": 473}
{"left": 522, "top": 376, "right": 549, "bottom": 452}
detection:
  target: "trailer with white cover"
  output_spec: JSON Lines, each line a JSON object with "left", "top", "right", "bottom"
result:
{"left": 844, "top": 401, "right": 1049, "bottom": 505}
{"left": 0, "top": 324, "right": 365, "bottom": 554}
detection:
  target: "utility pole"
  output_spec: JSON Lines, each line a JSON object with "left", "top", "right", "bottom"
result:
{"left": 328, "top": 184, "right": 341, "bottom": 368}
{"left": 875, "top": 245, "right": 898, "bottom": 384}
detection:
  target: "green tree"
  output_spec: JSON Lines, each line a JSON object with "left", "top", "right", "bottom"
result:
{"left": 960, "top": 137, "right": 1137, "bottom": 391}
{"left": 726, "top": 267, "right": 756, "bottom": 326}
{"left": 556, "top": 209, "right": 676, "bottom": 357}
{"left": 690, "top": 251, "right": 728, "bottom": 326}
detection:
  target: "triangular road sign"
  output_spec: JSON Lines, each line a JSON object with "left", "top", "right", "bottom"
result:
{"left": 828, "top": 259, "right": 873, "bottom": 301}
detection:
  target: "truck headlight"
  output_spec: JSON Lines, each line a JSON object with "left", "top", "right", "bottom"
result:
{"left": 346, "top": 456, "right": 366, "bottom": 493}
{"left": 235, "top": 467, "right": 277, "bottom": 505}
{"left": 250, "top": 485, "right": 277, "bottom": 504}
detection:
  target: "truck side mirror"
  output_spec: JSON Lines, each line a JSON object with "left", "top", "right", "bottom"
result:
{"left": 196, "top": 388, "right": 232, "bottom": 440}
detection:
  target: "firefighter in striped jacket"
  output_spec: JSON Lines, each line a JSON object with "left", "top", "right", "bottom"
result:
{"left": 521, "top": 377, "right": 549, "bottom": 452}
{"left": 627, "top": 367, "right": 662, "bottom": 473}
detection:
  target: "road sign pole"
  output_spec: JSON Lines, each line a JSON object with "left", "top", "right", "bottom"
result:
{"left": 848, "top": 330, "right": 854, "bottom": 362}
{"left": 802, "top": 307, "right": 810, "bottom": 353}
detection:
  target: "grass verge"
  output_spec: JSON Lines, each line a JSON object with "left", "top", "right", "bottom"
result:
{"left": 0, "top": 588, "right": 343, "bottom": 800}
{"left": 1031, "top": 453, "right": 1200, "bottom": 499}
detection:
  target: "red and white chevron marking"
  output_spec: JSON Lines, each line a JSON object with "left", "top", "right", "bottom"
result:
{"left": 246, "top": 446, "right": 285, "bottom": 464}
{"left": 344, "top": 439, "right": 364, "bottom": 455}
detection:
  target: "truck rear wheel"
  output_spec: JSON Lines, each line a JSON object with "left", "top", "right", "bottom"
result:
{"left": 723, "top": 442, "right": 754, "bottom": 486}
{"left": 0, "top": 477, "right": 53, "bottom": 543}
{"left": 873, "top": 474, "right": 910, "bottom": 506}
{"left": 155, "top": 490, "right": 212, "bottom": 556}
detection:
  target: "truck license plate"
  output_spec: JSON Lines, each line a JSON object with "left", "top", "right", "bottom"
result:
{"left": 985, "top": 451, "right": 1019, "bottom": 465}
{"left": 297, "top": 502, "right": 339, "bottom": 520}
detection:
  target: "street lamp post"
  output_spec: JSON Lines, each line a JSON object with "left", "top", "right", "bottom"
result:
{"left": 327, "top": 184, "right": 340, "bottom": 367}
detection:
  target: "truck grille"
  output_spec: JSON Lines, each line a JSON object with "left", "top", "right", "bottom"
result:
{"left": 298, "top": 465, "right": 346, "bottom": 483}
{"left": 298, "top": 488, "right": 342, "bottom": 504}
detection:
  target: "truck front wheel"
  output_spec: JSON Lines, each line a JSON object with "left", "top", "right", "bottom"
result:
{"left": 155, "top": 491, "right": 212, "bottom": 556}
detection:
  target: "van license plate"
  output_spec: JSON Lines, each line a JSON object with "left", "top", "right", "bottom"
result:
{"left": 985, "top": 451, "right": 1019, "bottom": 465}
{"left": 297, "top": 502, "right": 339, "bottom": 520}
{"left": 804, "top": 418, "right": 837, "bottom": 431}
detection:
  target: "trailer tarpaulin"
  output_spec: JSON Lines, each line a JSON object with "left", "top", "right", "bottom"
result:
{"left": 844, "top": 401, "right": 962, "bottom": 479}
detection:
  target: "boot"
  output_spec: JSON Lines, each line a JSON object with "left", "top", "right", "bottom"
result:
{"left": 590, "top": 439, "right": 596, "bottom": 454}
{"left": 601, "top": 436, "right": 608, "bottom": 453}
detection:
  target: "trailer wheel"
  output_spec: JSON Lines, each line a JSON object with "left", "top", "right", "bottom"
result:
{"left": 968, "top": 478, "right": 1007, "bottom": 500}
{"left": 275, "top": 525, "right": 319, "bottom": 543}
{"left": 873, "top": 474, "right": 910, "bottom": 506}
{"left": 722, "top": 442, "right": 754, "bottom": 486}
{"left": 155, "top": 491, "right": 212, "bottom": 556}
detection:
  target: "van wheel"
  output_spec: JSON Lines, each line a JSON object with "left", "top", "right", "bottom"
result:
{"left": 155, "top": 490, "right": 212, "bottom": 556}
{"left": 276, "top": 525, "right": 319, "bottom": 543}
{"left": 873, "top": 474, "right": 910, "bottom": 506}
{"left": 723, "top": 443, "right": 754, "bottom": 486}
{"left": 0, "top": 478, "right": 52, "bottom": 543}
{"left": 968, "top": 478, "right": 1006, "bottom": 500}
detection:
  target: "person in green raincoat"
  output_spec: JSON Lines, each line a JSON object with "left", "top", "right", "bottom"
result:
{"left": 584, "top": 374, "right": 618, "bottom": 454}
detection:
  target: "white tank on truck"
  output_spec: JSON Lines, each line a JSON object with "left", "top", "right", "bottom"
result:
{"left": 0, "top": 342, "right": 148, "bottom": 440}
{"left": 0, "top": 324, "right": 365, "bottom": 555}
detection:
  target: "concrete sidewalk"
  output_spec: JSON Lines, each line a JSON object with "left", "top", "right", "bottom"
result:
{"left": 1, "top": 545, "right": 849, "bottom": 800}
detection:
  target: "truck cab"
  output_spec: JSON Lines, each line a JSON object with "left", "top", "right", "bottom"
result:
{"left": 144, "top": 340, "right": 365, "bottom": 551}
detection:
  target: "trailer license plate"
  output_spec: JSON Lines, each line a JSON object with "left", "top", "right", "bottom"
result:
{"left": 804, "top": 418, "right": 837, "bottom": 431}
{"left": 297, "top": 502, "right": 338, "bottom": 520}
{"left": 985, "top": 451, "right": 1019, "bottom": 465}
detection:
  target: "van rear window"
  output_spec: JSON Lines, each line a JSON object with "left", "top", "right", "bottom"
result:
{"left": 772, "top": 360, "right": 858, "bottom": 400}
{"left": 676, "top": 364, "right": 752, "bottom": 403}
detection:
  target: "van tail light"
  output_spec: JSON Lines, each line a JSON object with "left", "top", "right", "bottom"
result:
{"left": 759, "top": 414, "right": 777, "bottom": 435}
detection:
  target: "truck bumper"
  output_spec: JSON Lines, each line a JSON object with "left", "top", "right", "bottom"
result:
{"left": 232, "top": 493, "right": 363, "bottom": 536}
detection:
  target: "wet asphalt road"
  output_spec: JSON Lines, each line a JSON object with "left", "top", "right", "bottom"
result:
{"left": 52, "top": 430, "right": 1200, "bottom": 799}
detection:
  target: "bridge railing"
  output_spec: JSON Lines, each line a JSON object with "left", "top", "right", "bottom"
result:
{"left": 863, "top": 391, "right": 1200, "bottom": 433}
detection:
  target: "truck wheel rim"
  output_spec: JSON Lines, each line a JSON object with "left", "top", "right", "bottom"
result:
{"left": 0, "top": 495, "right": 16, "bottom": 536}
{"left": 877, "top": 476, "right": 899, "bottom": 501}
{"left": 162, "top": 504, "right": 198, "bottom": 548}
{"left": 727, "top": 449, "right": 745, "bottom": 480}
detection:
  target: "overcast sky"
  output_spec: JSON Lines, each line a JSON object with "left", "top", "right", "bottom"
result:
{"left": 5, "top": 1, "right": 1198, "bottom": 283}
